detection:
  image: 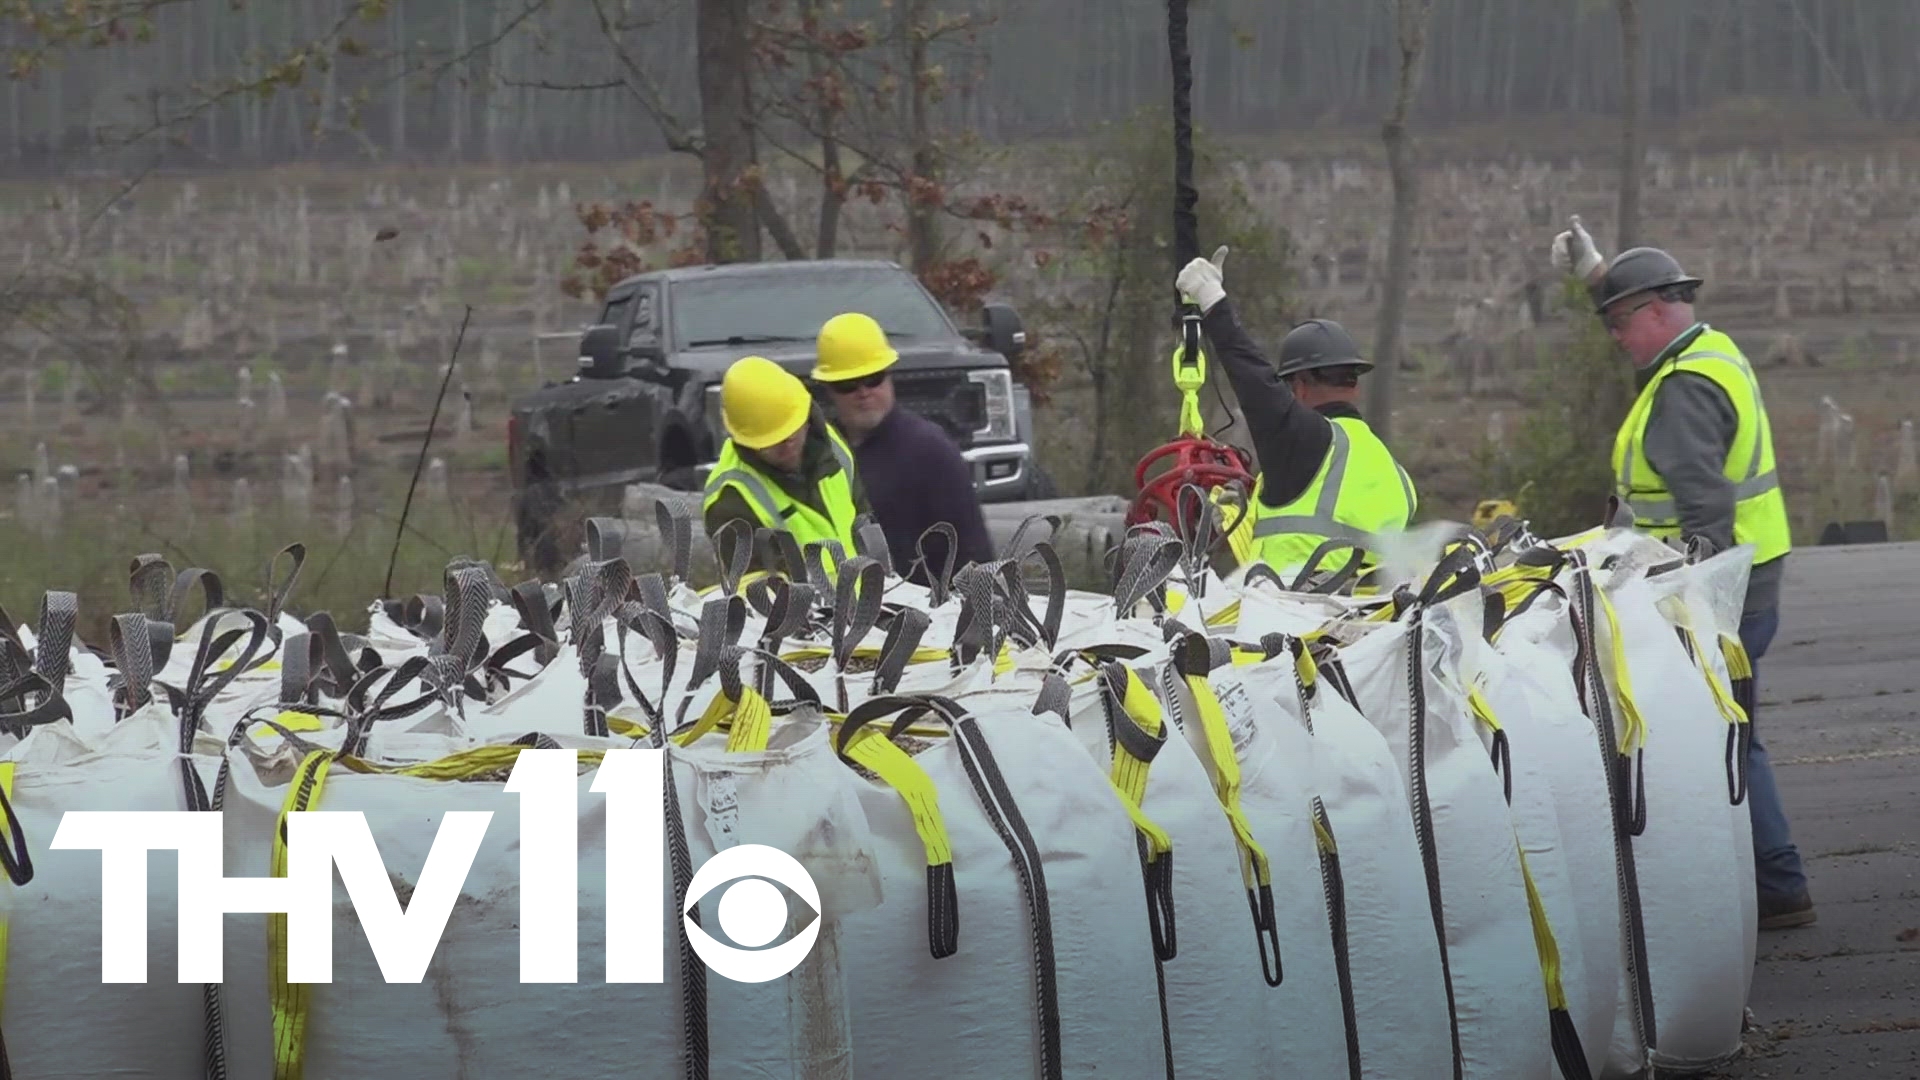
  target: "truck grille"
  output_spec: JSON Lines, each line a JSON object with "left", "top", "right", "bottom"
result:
{"left": 826, "top": 369, "right": 985, "bottom": 446}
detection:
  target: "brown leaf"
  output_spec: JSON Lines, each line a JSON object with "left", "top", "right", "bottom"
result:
{"left": 373, "top": 226, "right": 399, "bottom": 242}
{"left": 1897, "top": 927, "right": 1919, "bottom": 943}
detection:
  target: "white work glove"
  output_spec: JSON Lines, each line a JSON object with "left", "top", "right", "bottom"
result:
{"left": 1176, "top": 245, "right": 1230, "bottom": 314}
{"left": 1550, "top": 215, "right": 1604, "bottom": 279}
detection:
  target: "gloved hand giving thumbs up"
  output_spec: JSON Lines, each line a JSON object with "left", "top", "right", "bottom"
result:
{"left": 1550, "top": 215, "right": 1605, "bottom": 280}
{"left": 1176, "top": 245, "right": 1230, "bottom": 314}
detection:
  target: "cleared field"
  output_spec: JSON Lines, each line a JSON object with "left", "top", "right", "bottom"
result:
{"left": 3, "top": 118, "right": 1919, "bottom": 635}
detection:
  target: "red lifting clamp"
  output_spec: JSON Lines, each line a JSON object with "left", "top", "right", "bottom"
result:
{"left": 1126, "top": 435, "right": 1257, "bottom": 545}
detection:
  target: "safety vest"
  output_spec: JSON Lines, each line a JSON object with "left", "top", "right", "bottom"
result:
{"left": 1610, "top": 326, "right": 1791, "bottom": 565}
{"left": 1249, "top": 415, "right": 1416, "bottom": 574}
{"left": 702, "top": 426, "right": 860, "bottom": 553}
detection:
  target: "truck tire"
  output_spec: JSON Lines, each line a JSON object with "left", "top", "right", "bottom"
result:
{"left": 661, "top": 465, "right": 701, "bottom": 492}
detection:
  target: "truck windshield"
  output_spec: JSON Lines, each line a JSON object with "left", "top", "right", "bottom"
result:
{"left": 672, "top": 268, "right": 955, "bottom": 350}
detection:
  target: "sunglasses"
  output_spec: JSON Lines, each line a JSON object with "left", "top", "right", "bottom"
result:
{"left": 1603, "top": 294, "right": 1658, "bottom": 333}
{"left": 824, "top": 371, "right": 889, "bottom": 393}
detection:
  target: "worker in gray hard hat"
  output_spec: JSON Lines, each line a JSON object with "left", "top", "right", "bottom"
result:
{"left": 1552, "top": 216, "right": 1811, "bottom": 930}
{"left": 1175, "top": 247, "right": 1417, "bottom": 577}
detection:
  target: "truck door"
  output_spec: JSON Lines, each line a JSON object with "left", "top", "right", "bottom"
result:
{"left": 566, "top": 286, "right": 665, "bottom": 501}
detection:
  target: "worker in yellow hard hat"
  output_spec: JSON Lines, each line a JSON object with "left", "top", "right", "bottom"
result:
{"left": 813, "top": 312, "right": 993, "bottom": 585}
{"left": 702, "top": 355, "right": 868, "bottom": 573}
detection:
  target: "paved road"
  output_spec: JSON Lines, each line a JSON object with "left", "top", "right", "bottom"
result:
{"left": 1719, "top": 541, "right": 1920, "bottom": 1078}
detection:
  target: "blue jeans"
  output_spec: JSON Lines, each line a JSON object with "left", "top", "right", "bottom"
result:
{"left": 1739, "top": 607, "right": 1808, "bottom": 899}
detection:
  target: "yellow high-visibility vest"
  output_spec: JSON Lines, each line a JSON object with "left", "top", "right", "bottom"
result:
{"left": 1611, "top": 326, "right": 1791, "bottom": 565}
{"left": 1249, "top": 415, "right": 1416, "bottom": 574}
{"left": 703, "top": 425, "right": 860, "bottom": 553}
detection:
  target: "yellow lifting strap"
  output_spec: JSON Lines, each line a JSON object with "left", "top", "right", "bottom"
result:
{"left": 1719, "top": 634, "right": 1754, "bottom": 684}
{"left": 841, "top": 728, "right": 955, "bottom": 871}
{"left": 1292, "top": 642, "right": 1321, "bottom": 692}
{"left": 331, "top": 744, "right": 611, "bottom": 781}
{"left": 1161, "top": 587, "right": 1243, "bottom": 629}
{"left": 1517, "top": 846, "right": 1573, "bottom": 1013}
{"left": 1683, "top": 628, "right": 1751, "bottom": 729}
{"left": 671, "top": 683, "right": 776, "bottom": 752}
{"left": 1468, "top": 688, "right": 1501, "bottom": 733}
{"left": 1180, "top": 672, "right": 1274, "bottom": 890}
{"left": 781, "top": 644, "right": 949, "bottom": 668}
{"left": 0, "top": 762, "right": 14, "bottom": 1022}
{"left": 270, "top": 750, "right": 335, "bottom": 1080}
{"left": 1593, "top": 588, "right": 1648, "bottom": 756}
{"left": 607, "top": 710, "right": 652, "bottom": 741}
{"left": 697, "top": 569, "right": 779, "bottom": 598}
{"left": 249, "top": 710, "right": 327, "bottom": 743}
{"left": 1211, "top": 486, "right": 1257, "bottom": 567}
{"left": 1310, "top": 811, "right": 1337, "bottom": 858}
{"left": 1170, "top": 342, "right": 1208, "bottom": 439}
{"left": 1108, "top": 668, "right": 1174, "bottom": 864}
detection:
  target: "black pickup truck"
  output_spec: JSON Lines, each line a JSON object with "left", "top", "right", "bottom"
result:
{"left": 507, "top": 258, "right": 1049, "bottom": 572}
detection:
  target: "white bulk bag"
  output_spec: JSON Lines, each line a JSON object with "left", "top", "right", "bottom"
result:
{"left": 1045, "top": 656, "right": 1339, "bottom": 1075}
{"left": 832, "top": 693, "right": 1167, "bottom": 1078}
{"left": 1337, "top": 597, "right": 1553, "bottom": 1080}
{"left": 217, "top": 709, "right": 881, "bottom": 1080}
{"left": 1592, "top": 569, "right": 1753, "bottom": 1075}
{"left": 1644, "top": 545, "right": 1760, "bottom": 994}
{"left": 1478, "top": 592, "right": 1625, "bottom": 1080}
{"left": 0, "top": 700, "right": 274, "bottom": 1080}
{"left": 1153, "top": 641, "right": 1361, "bottom": 1077}
{"left": 1192, "top": 639, "right": 1454, "bottom": 1079}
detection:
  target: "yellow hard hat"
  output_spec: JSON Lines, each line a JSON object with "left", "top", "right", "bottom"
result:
{"left": 721, "top": 356, "right": 812, "bottom": 449}
{"left": 813, "top": 312, "right": 898, "bottom": 382}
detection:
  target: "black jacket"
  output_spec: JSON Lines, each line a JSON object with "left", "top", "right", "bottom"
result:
{"left": 1200, "top": 298, "right": 1352, "bottom": 508}
{"left": 850, "top": 405, "right": 995, "bottom": 584}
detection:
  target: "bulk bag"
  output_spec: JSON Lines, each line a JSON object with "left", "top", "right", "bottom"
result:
{"left": 1476, "top": 564, "right": 1628, "bottom": 1080}
{"left": 1334, "top": 568, "right": 1555, "bottom": 1080}
{"left": 0, "top": 610, "right": 276, "bottom": 1080}
{"left": 1041, "top": 654, "right": 1344, "bottom": 1075}
{"left": 831, "top": 692, "right": 1167, "bottom": 1078}
{"left": 1590, "top": 563, "right": 1754, "bottom": 1076}
{"left": 1644, "top": 544, "right": 1761, "bottom": 996}
{"left": 1156, "top": 637, "right": 1363, "bottom": 1078}
{"left": 1182, "top": 634, "right": 1452, "bottom": 1080}
{"left": 217, "top": 696, "right": 880, "bottom": 1080}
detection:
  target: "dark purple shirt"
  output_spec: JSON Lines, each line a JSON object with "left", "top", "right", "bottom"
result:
{"left": 852, "top": 406, "right": 995, "bottom": 584}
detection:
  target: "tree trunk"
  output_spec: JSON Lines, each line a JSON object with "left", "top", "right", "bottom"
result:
{"left": 1366, "top": 0, "right": 1435, "bottom": 445}
{"left": 695, "top": 0, "right": 761, "bottom": 262}
{"left": 804, "top": 0, "right": 845, "bottom": 258}
{"left": 1616, "top": 0, "right": 1645, "bottom": 251}
{"left": 389, "top": 2, "right": 407, "bottom": 156}
{"left": 451, "top": 0, "right": 469, "bottom": 158}
{"left": 903, "top": 0, "right": 941, "bottom": 275}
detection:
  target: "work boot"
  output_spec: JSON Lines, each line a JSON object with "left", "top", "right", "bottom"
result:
{"left": 1758, "top": 887, "right": 1817, "bottom": 930}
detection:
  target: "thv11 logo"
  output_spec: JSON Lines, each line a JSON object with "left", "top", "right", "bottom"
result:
{"left": 49, "top": 748, "right": 821, "bottom": 985}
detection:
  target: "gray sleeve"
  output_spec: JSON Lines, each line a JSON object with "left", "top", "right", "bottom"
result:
{"left": 1641, "top": 372, "right": 1739, "bottom": 552}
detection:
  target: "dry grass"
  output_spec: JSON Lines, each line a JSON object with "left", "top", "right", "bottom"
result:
{"left": 6, "top": 121, "right": 1920, "bottom": 646}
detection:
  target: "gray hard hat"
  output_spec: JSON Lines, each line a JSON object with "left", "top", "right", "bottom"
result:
{"left": 1591, "top": 246, "right": 1702, "bottom": 312}
{"left": 1276, "top": 318, "right": 1372, "bottom": 378}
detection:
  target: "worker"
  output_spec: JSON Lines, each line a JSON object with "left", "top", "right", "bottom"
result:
{"left": 812, "top": 311, "right": 994, "bottom": 585}
{"left": 1551, "top": 216, "right": 1812, "bottom": 930}
{"left": 1174, "top": 247, "right": 1416, "bottom": 579}
{"left": 702, "top": 354, "right": 869, "bottom": 576}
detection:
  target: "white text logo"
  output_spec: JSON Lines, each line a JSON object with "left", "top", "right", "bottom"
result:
{"left": 48, "top": 749, "right": 821, "bottom": 985}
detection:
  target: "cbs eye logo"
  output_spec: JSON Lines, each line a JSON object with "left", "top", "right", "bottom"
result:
{"left": 683, "top": 845, "right": 822, "bottom": 982}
